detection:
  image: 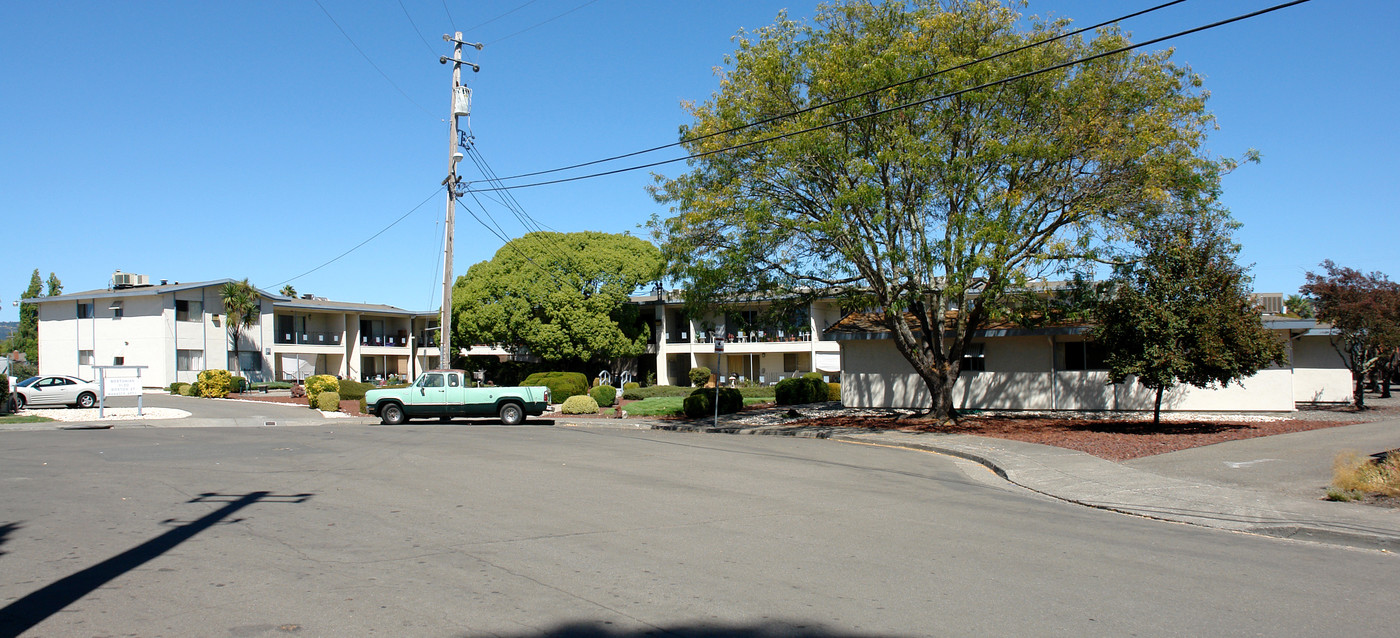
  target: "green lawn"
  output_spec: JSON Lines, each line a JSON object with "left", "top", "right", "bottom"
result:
{"left": 0, "top": 414, "right": 55, "bottom": 424}
{"left": 623, "top": 396, "right": 771, "bottom": 417}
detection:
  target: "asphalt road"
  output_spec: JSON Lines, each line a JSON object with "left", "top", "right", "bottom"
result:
{"left": 1, "top": 424, "right": 1396, "bottom": 637}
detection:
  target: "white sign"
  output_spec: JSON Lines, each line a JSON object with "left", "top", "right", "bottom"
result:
{"left": 104, "top": 377, "right": 142, "bottom": 397}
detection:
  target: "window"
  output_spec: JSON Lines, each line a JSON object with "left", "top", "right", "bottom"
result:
{"left": 1060, "top": 341, "right": 1108, "bottom": 371}
{"left": 79, "top": 350, "right": 94, "bottom": 365}
{"left": 77, "top": 302, "right": 93, "bottom": 319}
{"left": 177, "top": 350, "right": 203, "bottom": 372}
{"left": 783, "top": 353, "right": 799, "bottom": 372}
{"left": 111, "top": 302, "right": 123, "bottom": 319}
{"left": 447, "top": 373, "right": 460, "bottom": 387}
{"left": 113, "top": 356, "right": 125, "bottom": 365}
{"left": 176, "top": 299, "right": 202, "bottom": 322}
{"left": 236, "top": 352, "right": 261, "bottom": 373}
{"left": 418, "top": 373, "right": 444, "bottom": 388}
{"left": 962, "top": 343, "right": 985, "bottom": 371}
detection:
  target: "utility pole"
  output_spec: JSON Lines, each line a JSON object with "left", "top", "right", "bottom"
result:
{"left": 439, "top": 33, "right": 481, "bottom": 369}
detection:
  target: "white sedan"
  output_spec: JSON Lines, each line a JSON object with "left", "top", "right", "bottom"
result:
{"left": 13, "top": 375, "right": 101, "bottom": 409}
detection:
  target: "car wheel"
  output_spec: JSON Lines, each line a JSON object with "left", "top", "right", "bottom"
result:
{"left": 439, "top": 416, "right": 453, "bottom": 423}
{"left": 380, "top": 403, "right": 407, "bottom": 426}
{"left": 14, "top": 394, "right": 26, "bottom": 411}
{"left": 76, "top": 392, "right": 97, "bottom": 409}
{"left": 498, "top": 402, "right": 524, "bottom": 426}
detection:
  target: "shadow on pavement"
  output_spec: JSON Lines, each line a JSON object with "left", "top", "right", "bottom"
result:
{"left": 0, "top": 491, "right": 312, "bottom": 636}
{"left": 0, "top": 521, "right": 18, "bottom": 557}
{"left": 483, "top": 621, "right": 908, "bottom": 637}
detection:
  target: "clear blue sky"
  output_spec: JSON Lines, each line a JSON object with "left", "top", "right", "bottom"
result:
{"left": 2, "top": 0, "right": 1394, "bottom": 323}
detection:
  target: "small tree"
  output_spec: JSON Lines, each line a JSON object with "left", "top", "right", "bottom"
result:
{"left": 1092, "top": 214, "right": 1285, "bottom": 425}
{"left": 280, "top": 284, "right": 297, "bottom": 297}
{"left": 1284, "top": 294, "right": 1313, "bottom": 319}
{"left": 1301, "top": 261, "right": 1400, "bottom": 409}
{"left": 220, "top": 279, "right": 261, "bottom": 379}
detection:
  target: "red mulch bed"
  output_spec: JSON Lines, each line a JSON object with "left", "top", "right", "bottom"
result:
{"left": 783, "top": 406, "right": 1400, "bottom": 461}
{"left": 229, "top": 393, "right": 365, "bottom": 416}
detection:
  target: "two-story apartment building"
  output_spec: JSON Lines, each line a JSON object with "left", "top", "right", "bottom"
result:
{"left": 26, "top": 274, "right": 443, "bottom": 388}
{"left": 632, "top": 290, "right": 846, "bottom": 385}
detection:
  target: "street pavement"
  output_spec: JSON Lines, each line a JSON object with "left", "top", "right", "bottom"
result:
{"left": 1, "top": 422, "right": 1397, "bottom": 636}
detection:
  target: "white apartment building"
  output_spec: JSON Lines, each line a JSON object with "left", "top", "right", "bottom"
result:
{"left": 26, "top": 275, "right": 442, "bottom": 388}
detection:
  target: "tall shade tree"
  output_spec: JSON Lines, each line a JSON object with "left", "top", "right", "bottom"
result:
{"left": 650, "top": 0, "right": 1233, "bottom": 421}
{"left": 452, "top": 232, "right": 661, "bottom": 371}
{"left": 1092, "top": 214, "right": 1285, "bottom": 425}
{"left": 45, "top": 272, "right": 62, "bottom": 297}
{"left": 3, "top": 270, "right": 44, "bottom": 366}
{"left": 220, "top": 279, "right": 261, "bottom": 379}
{"left": 1300, "top": 261, "right": 1400, "bottom": 409}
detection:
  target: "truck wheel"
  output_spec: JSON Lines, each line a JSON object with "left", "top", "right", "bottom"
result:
{"left": 498, "top": 402, "right": 524, "bottom": 425}
{"left": 381, "top": 403, "right": 407, "bottom": 425}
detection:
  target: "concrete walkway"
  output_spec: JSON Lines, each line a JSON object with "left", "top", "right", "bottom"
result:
{"left": 633, "top": 411, "right": 1400, "bottom": 551}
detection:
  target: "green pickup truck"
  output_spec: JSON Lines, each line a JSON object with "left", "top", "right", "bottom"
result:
{"left": 365, "top": 370, "right": 552, "bottom": 425}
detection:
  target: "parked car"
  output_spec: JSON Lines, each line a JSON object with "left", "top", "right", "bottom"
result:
{"left": 13, "top": 375, "right": 100, "bottom": 409}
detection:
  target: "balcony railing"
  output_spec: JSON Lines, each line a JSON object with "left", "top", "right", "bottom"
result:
{"left": 667, "top": 329, "right": 814, "bottom": 344}
{"left": 275, "top": 331, "right": 342, "bottom": 346}
{"left": 360, "top": 334, "right": 411, "bottom": 347}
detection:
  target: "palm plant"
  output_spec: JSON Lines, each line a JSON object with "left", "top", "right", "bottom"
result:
{"left": 221, "top": 279, "right": 261, "bottom": 378}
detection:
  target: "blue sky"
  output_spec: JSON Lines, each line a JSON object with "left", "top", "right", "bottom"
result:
{"left": 2, "top": 0, "right": 1394, "bottom": 323}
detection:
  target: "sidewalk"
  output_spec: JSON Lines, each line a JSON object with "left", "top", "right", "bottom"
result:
{"left": 639, "top": 411, "right": 1400, "bottom": 551}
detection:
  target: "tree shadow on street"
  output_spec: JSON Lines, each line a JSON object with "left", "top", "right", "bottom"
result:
{"left": 475, "top": 620, "right": 909, "bottom": 638}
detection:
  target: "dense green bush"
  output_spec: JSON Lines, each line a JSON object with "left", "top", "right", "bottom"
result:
{"left": 315, "top": 390, "right": 341, "bottom": 412}
{"left": 560, "top": 394, "right": 600, "bottom": 415}
{"left": 776, "top": 376, "right": 830, "bottom": 405}
{"left": 521, "top": 372, "right": 589, "bottom": 401}
{"left": 624, "top": 385, "right": 692, "bottom": 400}
{"left": 827, "top": 382, "right": 841, "bottom": 402}
{"left": 590, "top": 385, "right": 617, "bottom": 408}
{"left": 167, "top": 382, "right": 182, "bottom": 393}
{"left": 178, "top": 383, "right": 195, "bottom": 396}
{"left": 0, "top": 375, "right": 10, "bottom": 415}
{"left": 306, "top": 375, "right": 339, "bottom": 407}
{"left": 737, "top": 386, "right": 777, "bottom": 399}
{"left": 336, "top": 379, "right": 373, "bottom": 401}
{"left": 197, "top": 369, "right": 234, "bottom": 398}
{"left": 623, "top": 381, "right": 639, "bottom": 391}
{"left": 683, "top": 386, "right": 743, "bottom": 418}
{"left": 687, "top": 366, "right": 711, "bottom": 387}
{"left": 230, "top": 376, "right": 247, "bottom": 394}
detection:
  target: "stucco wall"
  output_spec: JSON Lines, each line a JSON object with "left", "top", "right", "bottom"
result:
{"left": 840, "top": 334, "right": 1336, "bottom": 412}
{"left": 1289, "top": 335, "right": 1352, "bottom": 403}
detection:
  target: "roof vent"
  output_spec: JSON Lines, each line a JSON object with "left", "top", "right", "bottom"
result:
{"left": 302, "top": 293, "right": 314, "bottom": 299}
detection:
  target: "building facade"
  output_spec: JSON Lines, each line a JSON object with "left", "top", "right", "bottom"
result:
{"left": 27, "top": 276, "right": 442, "bottom": 388}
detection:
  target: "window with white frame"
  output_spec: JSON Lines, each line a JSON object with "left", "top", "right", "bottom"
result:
{"left": 1058, "top": 341, "right": 1108, "bottom": 371}
{"left": 78, "top": 350, "right": 94, "bottom": 365}
{"left": 177, "top": 349, "right": 203, "bottom": 371}
{"left": 176, "top": 299, "right": 202, "bottom": 322}
{"left": 962, "top": 343, "right": 986, "bottom": 371}
{"left": 77, "top": 302, "right": 93, "bottom": 319}
{"left": 110, "top": 301, "right": 123, "bottom": 319}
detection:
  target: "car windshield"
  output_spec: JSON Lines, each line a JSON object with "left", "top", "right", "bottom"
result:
{"left": 16, "top": 377, "right": 39, "bottom": 387}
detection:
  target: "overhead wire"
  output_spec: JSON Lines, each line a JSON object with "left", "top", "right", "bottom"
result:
{"left": 477, "top": 0, "right": 1190, "bottom": 185}
{"left": 486, "top": 0, "right": 603, "bottom": 45}
{"left": 463, "top": 0, "right": 545, "bottom": 33}
{"left": 397, "top": 0, "right": 441, "bottom": 57}
{"left": 464, "top": 0, "right": 1311, "bottom": 194}
{"left": 273, "top": 187, "right": 445, "bottom": 288}
{"left": 312, "top": 0, "right": 436, "bottom": 118}
{"left": 461, "top": 143, "right": 579, "bottom": 270}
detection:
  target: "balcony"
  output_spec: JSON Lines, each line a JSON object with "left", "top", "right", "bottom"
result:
{"left": 275, "top": 331, "right": 342, "bottom": 346}
{"left": 361, "top": 334, "right": 410, "bottom": 347}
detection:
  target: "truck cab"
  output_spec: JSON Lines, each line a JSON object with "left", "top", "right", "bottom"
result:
{"left": 365, "top": 370, "right": 551, "bottom": 425}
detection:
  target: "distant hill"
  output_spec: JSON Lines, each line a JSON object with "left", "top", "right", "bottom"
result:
{"left": 0, "top": 321, "right": 15, "bottom": 341}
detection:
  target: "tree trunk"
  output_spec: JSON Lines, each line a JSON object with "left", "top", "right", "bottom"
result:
{"left": 1153, "top": 386, "right": 1164, "bottom": 426}
{"left": 920, "top": 365, "right": 959, "bottom": 423}
{"left": 1353, "top": 372, "right": 1367, "bottom": 410}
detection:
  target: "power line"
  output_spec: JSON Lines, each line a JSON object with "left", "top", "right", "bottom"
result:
{"left": 463, "top": 0, "right": 544, "bottom": 33}
{"left": 486, "top": 0, "right": 603, "bottom": 46}
{"left": 397, "top": 0, "right": 440, "bottom": 56}
{"left": 464, "top": 0, "right": 1311, "bottom": 194}
{"left": 312, "top": 0, "right": 436, "bottom": 118}
{"left": 462, "top": 144, "right": 578, "bottom": 269}
{"left": 457, "top": 193, "right": 577, "bottom": 291}
{"left": 273, "top": 187, "right": 444, "bottom": 288}
{"left": 478, "top": 0, "right": 1191, "bottom": 185}
{"left": 441, "top": 0, "right": 458, "bottom": 32}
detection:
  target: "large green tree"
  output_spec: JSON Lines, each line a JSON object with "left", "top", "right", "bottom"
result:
{"left": 3, "top": 269, "right": 44, "bottom": 367}
{"left": 1092, "top": 214, "right": 1285, "bottom": 425}
{"left": 1300, "top": 261, "right": 1400, "bottom": 409}
{"left": 452, "top": 231, "right": 661, "bottom": 371}
{"left": 650, "top": 0, "right": 1232, "bottom": 421}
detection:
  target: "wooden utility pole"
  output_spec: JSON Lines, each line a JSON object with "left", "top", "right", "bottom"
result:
{"left": 439, "top": 33, "right": 481, "bottom": 369}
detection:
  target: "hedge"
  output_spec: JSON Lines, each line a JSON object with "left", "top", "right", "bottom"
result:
{"left": 827, "top": 382, "right": 841, "bottom": 402}
{"left": 590, "top": 385, "right": 617, "bottom": 408}
{"left": 775, "top": 376, "right": 830, "bottom": 405}
{"left": 335, "top": 379, "right": 373, "bottom": 401}
{"left": 561, "top": 394, "right": 600, "bottom": 415}
{"left": 521, "top": 371, "right": 589, "bottom": 401}
{"left": 306, "top": 375, "right": 339, "bottom": 408}
{"left": 315, "top": 390, "right": 341, "bottom": 412}
{"left": 683, "top": 386, "right": 743, "bottom": 418}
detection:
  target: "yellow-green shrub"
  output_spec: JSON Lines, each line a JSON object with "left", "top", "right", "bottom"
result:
{"left": 306, "top": 375, "right": 339, "bottom": 408}
{"left": 827, "top": 382, "right": 841, "bottom": 402}
{"left": 316, "top": 391, "right": 342, "bottom": 412}
{"left": 561, "top": 395, "right": 600, "bottom": 414}
{"left": 175, "top": 383, "right": 193, "bottom": 396}
{"left": 196, "top": 370, "right": 233, "bottom": 398}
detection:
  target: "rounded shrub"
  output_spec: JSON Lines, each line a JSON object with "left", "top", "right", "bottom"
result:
{"left": 827, "top": 382, "right": 841, "bottom": 402}
{"left": 305, "top": 375, "right": 339, "bottom": 408}
{"left": 230, "top": 376, "right": 248, "bottom": 394}
{"left": 197, "top": 369, "right": 233, "bottom": 398}
{"left": 590, "top": 385, "right": 617, "bottom": 408}
{"left": 335, "top": 379, "right": 372, "bottom": 401}
{"left": 683, "top": 386, "right": 743, "bottom": 418}
{"left": 178, "top": 383, "right": 195, "bottom": 396}
{"left": 687, "top": 366, "right": 711, "bottom": 387}
{"left": 623, "top": 381, "right": 639, "bottom": 391}
{"left": 776, "top": 377, "right": 829, "bottom": 405}
{"left": 521, "top": 372, "right": 589, "bottom": 401}
{"left": 316, "top": 390, "right": 341, "bottom": 412}
{"left": 167, "top": 382, "right": 182, "bottom": 393}
{"left": 561, "top": 394, "right": 600, "bottom": 415}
